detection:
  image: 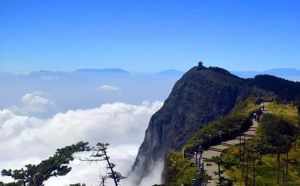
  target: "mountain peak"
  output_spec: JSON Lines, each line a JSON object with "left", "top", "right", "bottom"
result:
{"left": 132, "top": 65, "right": 246, "bottom": 184}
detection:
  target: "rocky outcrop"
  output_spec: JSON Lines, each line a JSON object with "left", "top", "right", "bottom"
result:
{"left": 132, "top": 65, "right": 250, "bottom": 184}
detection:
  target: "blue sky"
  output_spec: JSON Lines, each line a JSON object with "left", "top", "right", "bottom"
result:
{"left": 0, "top": 0, "right": 299, "bottom": 72}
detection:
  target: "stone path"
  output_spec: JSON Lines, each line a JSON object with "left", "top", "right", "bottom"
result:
{"left": 202, "top": 119, "right": 258, "bottom": 186}
{"left": 201, "top": 103, "right": 270, "bottom": 186}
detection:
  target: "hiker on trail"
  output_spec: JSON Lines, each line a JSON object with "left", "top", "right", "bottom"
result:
{"left": 197, "top": 146, "right": 203, "bottom": 166}
{"left": 194, "top": 152, "right": 197, "bottom": 164}
{"left": 257, "top": 108, "right": 264, "bottom": 121}
{"left": 198, "top": 146, "right": 203, "bottom": 154}
{"left": 253, "top": 112, "right": 257, "bottom": 121}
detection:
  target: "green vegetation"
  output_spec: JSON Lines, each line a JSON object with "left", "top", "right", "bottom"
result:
{"left": 1, "top": 142, "right": 124, "bottom": 186}
{"left": 250, "top": 75, "right": 300, "bottom": 102}
{"left": 223, "top": 141, "right": 300, "bottom": 186}
{"left": 266, "top": 102, "right": 299, "bottom": 124}
{"left": 164, "top": 152, "right": 197, "bottom": 186}
{"left": 184, "top": 97, "right": 259, "bottom": 153}
{"left": 222, "top": 103, "right": 300, "bottom": 186}
{"left": 257, "top": 113, "right": 298, "bottom": 153}
{"left": 0, "top": 183, "right": 20, "bottom": 186}
{"left": 164, "top": 99, "right": 300, "bottom": 186}
{"left": 295, "top": 98, "right": 300, "bottom": 112}
{"left": 164, "top": 97, "right": 261, "bottom": 185}
{"left": 1, "top": 142, "right": 89, "bottom": 186}
{"left": 207, "top": 156, "right": 234, "bottom": 186}
{"left": 162, "top": 68, "right": 300, "bottom": 185}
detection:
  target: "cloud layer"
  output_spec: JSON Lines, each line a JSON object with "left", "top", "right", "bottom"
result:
{"left": 97, "top": 85, "right": 120, "bottom": 92}
{"left": 9, "top": 91, "right": 56, "bottom": 117}
{"left": 0, "top": 101, "right": 163, "bottom": 186}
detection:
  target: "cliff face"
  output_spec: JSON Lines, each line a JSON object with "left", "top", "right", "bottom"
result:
{"left": 132, "top": 65, "right": 248, "bottom": 183}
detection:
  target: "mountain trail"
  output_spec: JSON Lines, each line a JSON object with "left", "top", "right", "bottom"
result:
{"left": 192, "top": 102, "right": 270, "bottom": 186}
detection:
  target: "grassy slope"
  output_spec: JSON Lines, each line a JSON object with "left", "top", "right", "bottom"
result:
{"left": 164, "top": 97, "right": 260, "bottom": 186}
{"left": 267, "top": 102, "right": 299, "bottom": 124}
{"left": 224, "top": 140, "right": 300, "bottom": 186}
{"left": 184, "top": 97, "right": 259, "bottom": 152}
{"left": 222, "top": 102, "right": 300, "bottom": 186}
{"left": 164, "top": 152, "right": 198, "bottom": 186}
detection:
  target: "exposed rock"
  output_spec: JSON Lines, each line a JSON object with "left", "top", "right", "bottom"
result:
{"left": 132, "top": 65, "right": 247, "bottom": 183}
{"left": 132, "top": 64, "right": 300, "bottom": 184}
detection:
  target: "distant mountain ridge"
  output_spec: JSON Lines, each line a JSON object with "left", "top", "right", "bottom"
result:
{"left": 4, "top": 67, "right": 298, "bottom": 81}
{"left": 233, "top": 68, "right": 300, "bottom": 80}
{"left": 0, "top": 68, "right": 184, "bottom": 113}
{"left": 75, "top": 68, "right": 130, "bottom": 74}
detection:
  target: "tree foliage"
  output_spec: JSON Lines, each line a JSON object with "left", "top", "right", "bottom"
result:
{"left": 250, "top": 75, "right": 300, "bottom": 102}
{"left": 1, "top": 142, "right": 89, "bottom": 186}
{"left": 80, "top": 142, "right": 126, "bottom": 186}
{"left": 296, "top": 99, "right": 300, "bottom": 115}
{"left": 164, "top": 152, "right": 197, "bottom": 186}
{"left": 184, "top": 97, "right": 259, "bottom": 154}
{"left": 257, "top": 114, "right": 299, "bottom": 154}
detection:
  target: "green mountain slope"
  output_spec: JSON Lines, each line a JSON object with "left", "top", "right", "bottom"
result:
{"left": 132, "top": 64, "right": 300, "bottom": 185}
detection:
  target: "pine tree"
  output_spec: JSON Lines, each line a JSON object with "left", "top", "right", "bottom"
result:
{"left": 80, "top": 143, "right": 126, "bottom": 186}
{"left": 1, "top": 142, "right": 89, "bottom": 186}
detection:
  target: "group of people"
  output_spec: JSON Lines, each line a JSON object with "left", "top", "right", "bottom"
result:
{"left": 191, "top": 146, "right": 205, "bottom": 186}
{"left": 193, "top": 146, "right": 204, "bottom": 169}
{"left": 253, "top": 104, "right": 265, "bottom": 121}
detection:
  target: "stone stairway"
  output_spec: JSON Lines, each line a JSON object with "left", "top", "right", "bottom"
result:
{"left": 202, "top": 119, "right": 259, "bottom": 186}
{"left": 201, "top": 103, "right": 269, "bottom": 186}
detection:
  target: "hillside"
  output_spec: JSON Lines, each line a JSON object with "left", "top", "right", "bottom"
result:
{"left": 132, "top": 64, "right": 252, "bottom": 184}
{"left": 221, "top": 102, "right": 300, "bottom": 186}
{"left": 132, "top": 64, "right": 300, "bottom": 185}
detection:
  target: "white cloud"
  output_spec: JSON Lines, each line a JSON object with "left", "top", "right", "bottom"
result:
{"left": 126, "top": 160, "right": 164, "bottom": 186}
{"left": 10, "top": 92, "right": 55, "bottom": 115}
{"left": 0, "top": 101, "right": 163, "bottom": 186}
{"left": 139, "top": 161, "right": 164, "bottom": 186}
{"left": 22, "top": 92, "right": 53, "bottom": 112}
{"left": 97, "top": 85, "right": 120, "bottom": 92}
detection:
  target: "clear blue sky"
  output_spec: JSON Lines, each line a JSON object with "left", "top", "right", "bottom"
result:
{"left": 0, "top": 0, "right": 299, "bottom": 72}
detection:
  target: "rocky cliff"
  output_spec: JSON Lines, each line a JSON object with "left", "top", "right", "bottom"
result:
{"left": 132, "top": 64, "right": 252, "bottom": 184}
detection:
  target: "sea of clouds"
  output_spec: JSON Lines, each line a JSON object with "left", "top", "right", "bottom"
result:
{"left": 0, "top": 92, "right": 163, "bottom": 186}
{"left": 0, "top": 70, "right": 182, "bottom": 186}
{"left": 1, "top": 67, "right": 298, "bottom": 185}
